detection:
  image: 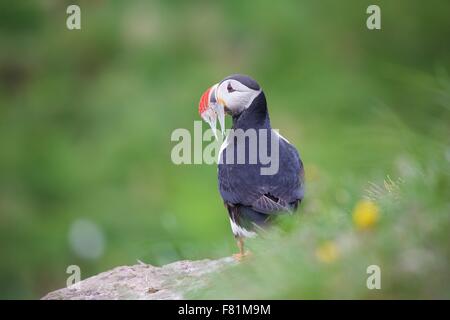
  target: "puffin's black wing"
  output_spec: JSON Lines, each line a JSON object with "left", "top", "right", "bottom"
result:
{"left": 218, "top": 132, "right": 304, "bottom": 216}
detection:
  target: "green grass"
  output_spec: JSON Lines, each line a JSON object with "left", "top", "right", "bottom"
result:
{"left": 192, "top": 152, "right": 450, "bottom": 299}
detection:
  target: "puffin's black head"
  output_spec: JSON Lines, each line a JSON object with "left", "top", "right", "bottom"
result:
{"left": 198, "top": 74, "right": 263, "bottom": 137}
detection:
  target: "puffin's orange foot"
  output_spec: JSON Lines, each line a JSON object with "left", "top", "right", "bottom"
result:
{"left": 233, "top": 251, "right": 252, "bottom": 261}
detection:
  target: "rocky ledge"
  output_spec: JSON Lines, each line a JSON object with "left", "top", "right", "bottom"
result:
{"left": 42, "top": 257, "right": 235, "bottom": 300}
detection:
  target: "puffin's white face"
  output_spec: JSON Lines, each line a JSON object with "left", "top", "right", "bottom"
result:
{"left": 215, "top": 79, "right": 261, "bottom": 116}
{"left": 198, "top": 75, "right": 261, "bottom": 140}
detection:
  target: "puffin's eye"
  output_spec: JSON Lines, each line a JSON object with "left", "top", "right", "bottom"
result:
{"left": 227, "top": 82, "right": 236, "bottom": 93}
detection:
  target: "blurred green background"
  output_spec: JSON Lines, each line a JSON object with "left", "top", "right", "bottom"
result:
{"left": 0, "top": 0, "right": 449, "bottom": 299}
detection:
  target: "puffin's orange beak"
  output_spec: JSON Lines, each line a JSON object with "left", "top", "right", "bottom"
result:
{"left": 198, "top": 83, "right": 225, "bottom": 140}
{"left": 198, "top": 87, "right": 212, "bottom": 116}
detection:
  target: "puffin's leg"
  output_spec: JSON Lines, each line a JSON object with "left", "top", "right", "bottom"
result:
{"left": 237, "top": 237, "right": 244, "bottom": 255}
{"left": 233, "top": 237, "right": 250, "bottom": 261}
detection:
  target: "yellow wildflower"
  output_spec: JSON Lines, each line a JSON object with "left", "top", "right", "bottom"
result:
{"left": 315, "top": 241, "right": 339, "bottom": 263}
{"left": 305, "top": 164, "right": 320, "bottom": 182}
{"left": 352, "top": 199, "right": 380, "bottom": 230}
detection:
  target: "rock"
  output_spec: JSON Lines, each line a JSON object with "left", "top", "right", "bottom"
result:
{"left": 42, "top": 257, "right": 236, "bottom": 300}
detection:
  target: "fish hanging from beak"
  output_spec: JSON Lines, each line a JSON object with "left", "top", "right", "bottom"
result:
{"left": 198, "top": 83, "right": 225, "bottom": 141}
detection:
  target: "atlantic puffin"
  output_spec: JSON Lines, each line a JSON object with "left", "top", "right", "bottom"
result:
{"left": 198, "top": 74, "right": 304, "bottom": 259}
